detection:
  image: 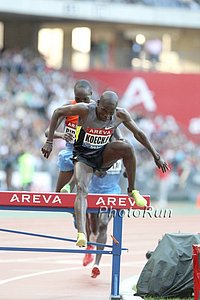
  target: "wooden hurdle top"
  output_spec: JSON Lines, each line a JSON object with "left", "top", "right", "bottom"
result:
{"left": 0, "top": 191, "right": 150, "bottom": 210}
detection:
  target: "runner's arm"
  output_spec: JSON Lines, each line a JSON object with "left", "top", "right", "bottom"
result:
{"left": 41, "top": 103, "right": 88, "bottom": 158}
{"left": 45, "top": 116, "right": 65, "bottom": 139}
{"left": 113, "top": 127, "right": 123, "bottom": 140}
{"left": 47, "top": 103, "right": 88, "bottom": 142}
{"left": 119, "top": 108, "right": 169, "bottom": 173}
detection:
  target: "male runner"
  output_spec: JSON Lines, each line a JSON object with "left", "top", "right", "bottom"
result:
{"left": 45, "top": 79, "right": 93, "bottom": 192}
{"left": 42, "top": 90, "right": 169, "bottom": 247}
{"left": 85, "top": 160, "right": 123, "bottom": 278}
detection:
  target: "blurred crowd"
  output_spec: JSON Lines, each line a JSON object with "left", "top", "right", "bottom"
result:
{"left": 0, "top": 48, "right": 76, "bottom": 191}
{"left": 0, "top": 48, "right": 199, "bottom": 203}
{"left": 121, "top": 114, "right": 200, "bottom": 204}
{"left": 84, "top": 0, "right": 200, "bottom": 10}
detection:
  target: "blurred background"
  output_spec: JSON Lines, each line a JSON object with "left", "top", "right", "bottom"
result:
{"left": 0, "top": 0, "right": 199, "bottom": 205}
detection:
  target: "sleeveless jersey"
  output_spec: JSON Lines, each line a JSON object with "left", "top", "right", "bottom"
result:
{"left": 64, "top": 99, "right": 79, "bottom": 144}
{"left": 75, "top": 102, "right": 122, "bottom": 150}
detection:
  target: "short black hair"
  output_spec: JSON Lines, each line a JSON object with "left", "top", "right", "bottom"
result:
{"left": 74, "top": 79, "right": 92, "bottom": 92}
{"left": 100, "top": 91, "right": 118, "bottom": 106}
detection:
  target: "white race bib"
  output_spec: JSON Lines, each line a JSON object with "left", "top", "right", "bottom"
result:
{"left": 107, "top": 160, "right": 122, "bottom": 175}
{"left": 83, "top": 127, "right": 114, "bottom": 149}
{"left": 65, "top": 121, "right": 76, "bottom": 143}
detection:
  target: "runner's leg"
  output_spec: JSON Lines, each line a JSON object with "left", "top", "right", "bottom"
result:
{"left": 91, "top": 213, "right": 109, "bottom": 278}
{"left": 55, "top": 170, "right": 73, "bottom": 192}
{"left": 95, "top": 213, "right": 109, "bottom": 265}
{"left": 102, "top": 141, "right": 136, "bottom": 190}
{"left": 83, "top": 213, "right": 95, "bottom": 266}
{"left": 74, "top": 161, "right": 93, "bottom": 246}
{"left": 102, "top": 141, "right": 147, "bottom": 206}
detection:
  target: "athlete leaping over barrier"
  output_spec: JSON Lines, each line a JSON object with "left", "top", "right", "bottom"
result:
{"left": 41, "top": 90, "right": 169, "bottom": 248}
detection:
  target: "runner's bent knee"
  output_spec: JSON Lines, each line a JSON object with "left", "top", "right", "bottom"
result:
{"left": 123, "top": 143, "right": 135, "bottom": 158}
{"left": 98, "top": 221, "right": 108, "bottom": 233}
{"left": 103, "top": 141, "right": 134, "bottom": 162}
{"left": 99, "top": 214, "right": 109, "bottom": 228}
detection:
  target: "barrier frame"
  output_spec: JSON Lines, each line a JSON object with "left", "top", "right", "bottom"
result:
{"left": 193, "top": 244, "right": 200, "bottom": 300}
{"left": 0, "top": 191, "right": 150, "bottom": 300}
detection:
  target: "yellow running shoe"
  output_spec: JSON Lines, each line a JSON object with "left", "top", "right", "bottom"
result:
{"left": 60, "top": 184, "right": 71, "bottom": 193}
{"left": 76, "top": 232, "right": 87, "bottom": 247}
{"left": 130, "top": 190, "right": 147, "bottom": 207}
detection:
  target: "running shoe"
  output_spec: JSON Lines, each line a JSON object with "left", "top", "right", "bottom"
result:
{"left": 130, "top": 190, "right": 147, "bottom": 207}
{"left": 60, "top": 183, "right": 71, "bottom": 193}
{"left": 91, "top": 265, "right": 100, "bottom": 278}
{"left": 76, "top": 232, "right": 87, "bottom": 247}
{"left": 83, "top": 244, "right": 94, "bottom": 266}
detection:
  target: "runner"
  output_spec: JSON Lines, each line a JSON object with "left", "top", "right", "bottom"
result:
{"left": 41, "top": 90, "right": 169, "bottom": 247}
{"left": 45, "top": 79, "right": 93, "bottom": 192}
{"left": 83, "top": 160, "right": 123, "bottom": 278}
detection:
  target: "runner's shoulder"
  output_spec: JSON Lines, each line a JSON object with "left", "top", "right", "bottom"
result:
{"left": 116, "top": 107, "right": 130, "bottom": 120}
{"left": 75, "top": 102, "right": 90, "bottom": 109}
{"left": 74, "top": 102, "right": 91, "bottom": 117}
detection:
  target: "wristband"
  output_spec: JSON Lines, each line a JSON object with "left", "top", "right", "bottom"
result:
{"left": 46, "top": 140, "right": 53, "bottom": 144}
{"left": 154, "top": 154, "right": 160, "bottom": 161}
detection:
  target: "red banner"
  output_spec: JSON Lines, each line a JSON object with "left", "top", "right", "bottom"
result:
{"left": 74, "top": 70, "right": 200, "bottom": 143}
{"left": 0, "top": 191, "right": 150, "bottom": 210}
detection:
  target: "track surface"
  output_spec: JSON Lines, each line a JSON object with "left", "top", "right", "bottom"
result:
{"left": 0, "top": 202, "right": 199, "bottom": 299}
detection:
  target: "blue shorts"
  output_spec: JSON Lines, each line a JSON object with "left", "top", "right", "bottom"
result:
{"left": 57, "top": 145, "right": 74, "bottom": 172}
{"left": 89, "top": 173, "right": 121, "bottom": 194}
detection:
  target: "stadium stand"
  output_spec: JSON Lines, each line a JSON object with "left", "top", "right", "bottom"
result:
{"left": 0, "top": 48, "right": 199, "bottom": 203}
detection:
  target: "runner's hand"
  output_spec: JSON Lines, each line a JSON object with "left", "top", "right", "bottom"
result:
{"left": 41, "top": 141, "right": 53, "bottom": 159}
{"left": 62, "top": 132, "right": 74, "bottom": 143}
{"left": 154, "top": 156, "right": 170, "bottom": 173}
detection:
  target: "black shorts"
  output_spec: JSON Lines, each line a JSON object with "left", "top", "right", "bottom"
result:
{"left": 72, "top": 145, "right": 107, "bottom": 171}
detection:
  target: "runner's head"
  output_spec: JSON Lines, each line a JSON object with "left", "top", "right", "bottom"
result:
{"left": 96, "top": 91, "right": 118, "bottom": 121}
{"left": 74, "top": 79, "right": 92, "bottom": 103}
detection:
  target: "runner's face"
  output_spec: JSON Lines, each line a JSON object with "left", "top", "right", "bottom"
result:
{"left": 75, "top": 88, "right": 91, "bottom": 103}
{"left": 96, "top": 102, "right": 115, "bottom": 121}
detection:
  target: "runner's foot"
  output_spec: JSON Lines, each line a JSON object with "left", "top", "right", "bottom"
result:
{"left": 76, "top": 232, "right": 87, "bottom": 247}
{"left": 60, "top": 184, "right": 71, "bottom": 193}
{"left": 83, "top": 244, "right": 94, "bottom": 266}
{"left": 129, "top": 190, "right": 147, "bottom": 207}
{"left": 91, "top": 265, "right": 100, "bottom": 278}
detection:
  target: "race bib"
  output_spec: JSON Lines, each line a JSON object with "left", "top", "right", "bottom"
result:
{"left": 65, "top": 121, "right": 77, "bottom": 143}
{"left": 83, "top": 127, "right": 114, "bottom": 149}
{"left": 107, "top": 160, "right": 122, "bottom": 175}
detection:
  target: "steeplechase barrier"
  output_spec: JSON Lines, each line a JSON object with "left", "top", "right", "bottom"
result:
{"left": 193, "top": 244, "right": 200, "bottom": 300}
{"left": 0, "top": 191, "right": 150, "bottom": 300}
